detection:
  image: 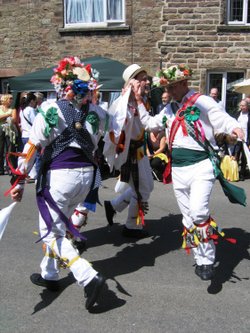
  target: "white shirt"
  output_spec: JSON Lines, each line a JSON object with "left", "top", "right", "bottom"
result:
{"left": 237, "top": 112, "right": 248, "bottom": 141}
{"left": 20, "top": 106, "right": 37, "bottom": 139}
{"left": 138, "top": 89, "right": 241, "bottom": 151}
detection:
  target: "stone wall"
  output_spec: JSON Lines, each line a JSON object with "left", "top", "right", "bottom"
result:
{"left": 0, "top": 0, "right": 164, "bottom": 80}
{"left": 159, "top": 0, "right": 250, "bottom": 92}
{"left": 0, "top": 0, "right": 250, "bottom": 93}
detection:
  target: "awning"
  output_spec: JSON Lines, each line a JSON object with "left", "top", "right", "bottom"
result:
{"left": 8, "top": 56, "right": 127, "bottom": 92}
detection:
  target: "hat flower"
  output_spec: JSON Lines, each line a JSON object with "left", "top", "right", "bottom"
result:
{"left": 50, "top": 56, "right": 100, "bottom": 97}
{"left": 153, "top": 64, "right": 192, "bottom": 87}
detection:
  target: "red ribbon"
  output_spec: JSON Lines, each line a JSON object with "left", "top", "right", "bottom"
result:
{"left": 4, "top": 152, "right": 27, "bottom": 197}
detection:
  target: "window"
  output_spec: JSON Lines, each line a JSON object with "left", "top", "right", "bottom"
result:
{"left": 207, "top": 71, "right": 244, "bottom": 117}
{"left": 64, "top": 0, "right": 125, "bottom": 28}
{"left": 228, "top": 0, "right": 250, "bottom": 25}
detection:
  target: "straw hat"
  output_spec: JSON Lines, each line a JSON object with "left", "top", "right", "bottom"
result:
{"left": 152, "top": 64, "right": 192, "bottom": 88}
{"left": 122, "top": 64, "right": 146, "bottom": 84}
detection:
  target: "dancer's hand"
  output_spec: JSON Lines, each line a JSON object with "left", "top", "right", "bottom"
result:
{"left": 10, "top": 187, "right": 23, "bottom": 202}
{"left": 232, "top": 127, "right": 244, "bottom": 141}
{"left": 130, "top": 79, "right": 143, "bottom": 104}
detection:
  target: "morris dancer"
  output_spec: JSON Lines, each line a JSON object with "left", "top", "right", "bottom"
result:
{"left": 127, "top": 64, "right": 245, "bottom": 280}
{"left": 103, "top": 64, "right": 153, "bottom": 238}
{"left": 8, "top": 57, "right": 106, "bottom": 310}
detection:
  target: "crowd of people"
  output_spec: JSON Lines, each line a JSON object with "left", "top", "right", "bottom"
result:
{"left": 1, "top": 57, "right": 248, "bottom": 311}
{"left": 0, "top": 91, "right": 46, "bottom": 180}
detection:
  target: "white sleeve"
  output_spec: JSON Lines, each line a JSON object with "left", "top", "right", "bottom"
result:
{"left": 197, "top": 96, "right": 241, "bottom": 134}
{"left": 17, "top": 105, "right": 65, "bottom": 174}
{"left": 138, "top": 104, "right": 165, "bottom": 131}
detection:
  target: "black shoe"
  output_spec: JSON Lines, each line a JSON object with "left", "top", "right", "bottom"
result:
{"left": 122, "top": 226, "right": 149, "bottom": 239}
{"left": 84, "top": 273, "right": 105, "bottom": 310}
{"left": 194, "top": 265, "right": 203, "bottom": 279}
{"left": 104, "top": 201, "right": 116, "bottom": 226}
{"left": 239, "top": 175, "right": 245, "bottom": 181}
{"left": 72, "top": 239, "right": 87, "bottom": 252}
{"left": 30, "top": 273, "right": 60, "bottom": 291}
{"left": 195, "top": 264, "right": 214, "bottom": 281}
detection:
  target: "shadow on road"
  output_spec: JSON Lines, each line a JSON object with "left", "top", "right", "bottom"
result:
{"left": 31, "top": 214, "right": 183, "bottom": 314}
{"left": 208, "top": 227, "right": 250, "bottom": 294}
{"left": 31, "top": 273, "right": 75, "bottom": 315}
{"left": 88, "top": 214, "right": 183, "bottom": 299}
{"left": 31, "top": 220, "right": 250, "bottom": 313}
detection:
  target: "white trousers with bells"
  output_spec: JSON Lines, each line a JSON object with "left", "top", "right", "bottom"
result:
{"left": 39, "top": 168, "right": 97, "bottom": 287}
{"left": 172, "top": 159, "right": 216, "bottom": 265}
{"left": 111, "top": 156, "right": 154, "bottom": 230}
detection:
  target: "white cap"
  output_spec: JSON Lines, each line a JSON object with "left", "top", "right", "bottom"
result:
{"left": 122, "top": 64, "right": 145, "bottom": 83}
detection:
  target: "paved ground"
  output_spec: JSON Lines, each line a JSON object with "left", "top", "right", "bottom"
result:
{"left": 0, "top": 173, "right": 249, "bottom": 333}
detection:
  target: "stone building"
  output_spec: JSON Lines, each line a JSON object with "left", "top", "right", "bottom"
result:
{"left": 0, "top": 0, "right": 249, "bottom": 113}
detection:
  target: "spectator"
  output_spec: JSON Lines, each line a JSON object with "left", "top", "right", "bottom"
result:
{"left": 15, "top": 92, "right": 28, "bottom": 152}
{"left": 0, "top": 94, "right": 18, "bottom": 174}
{"left": 146, "top": 129, "right": 168, "bottom": 181}
{"left": 19, "top": 92, "right": 38, "bottom": 181}
{"left": 233, "top": 99, "right": 250, "bottom": 181}
{"left": 34, "top": 92, "right": 45, "bottom": 109}
{"left": 95, "top": 91, "right": 108, "bottom": 111}
{"left": 209, "top": 87, "right": 224, "bottom": 108}
{"left": 156, "top": 91, "right": 171, "bottom": 114}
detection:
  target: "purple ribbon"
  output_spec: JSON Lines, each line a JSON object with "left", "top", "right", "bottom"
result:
{"left": 36, "top": 188, "right": 86, "bottom": 243}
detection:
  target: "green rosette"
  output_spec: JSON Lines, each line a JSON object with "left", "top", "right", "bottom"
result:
{"left": 38, "top": 106, "right": 59, "bottom": 137}
{"left": 86, "top": 111, "right": 100, "bottom": 134}
{"left": 184, "top": 106, "right": 200, "bottom": 123}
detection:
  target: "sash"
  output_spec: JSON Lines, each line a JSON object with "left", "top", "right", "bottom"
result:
{"left": 163, "top": 93, "right": 201, "bottom": 184}
{"left": 186, "top": 122, "right": 246, "bottom": 207}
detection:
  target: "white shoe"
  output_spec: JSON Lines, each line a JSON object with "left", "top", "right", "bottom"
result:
{"left": 71, "top": 209, "right": 88, "bottom": 228}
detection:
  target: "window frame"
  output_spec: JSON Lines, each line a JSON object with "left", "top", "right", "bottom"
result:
{"left": 227, "top": 0, "right": 250, "bottom": 25}
{"left": 206, "top": 70, "right": 245, "bottom": 116}
{"left": 63, "top": 0, "right": 126, "bottom": 29}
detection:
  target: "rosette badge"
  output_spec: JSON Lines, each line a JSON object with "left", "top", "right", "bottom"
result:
{"left": 152, "top": 64, "right": 193, "bottom": 87}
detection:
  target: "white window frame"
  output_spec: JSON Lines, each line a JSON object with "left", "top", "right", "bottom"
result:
{"left": 64, "top": 0, "right": 126, "bottom": 29}
{"left": 206, "top": 71, "right": 245, "bottom": 115}
{"left": 227, "top": 0, "right": 250, "bottom": 25}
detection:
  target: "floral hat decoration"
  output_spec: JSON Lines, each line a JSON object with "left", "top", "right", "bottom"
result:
{"left": 153, "top": 64, "right": 193, "bottom": 87}
{"left": 50, "top": 56, "right": 100, "bottom": 98}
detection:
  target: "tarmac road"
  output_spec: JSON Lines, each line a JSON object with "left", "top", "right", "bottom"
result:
{"left": 0, "top": 173, "right": 249, "bottom": 333}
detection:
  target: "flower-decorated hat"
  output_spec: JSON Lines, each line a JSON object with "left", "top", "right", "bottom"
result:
{"left": 153, "top": 64, "right": 192, "bottom": 87}
{"left": 50, "top": 56, "right": 100, "bottom": 98}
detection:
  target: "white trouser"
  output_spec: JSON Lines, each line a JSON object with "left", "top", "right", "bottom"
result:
{"left": 172, "top": 159, "right": 216, "bottom": 265}
{"left": 111, "top": 156, "right": 154, "bottom": 230}
{"left": 39, "top": 168, "right": 97, "bottom": 287}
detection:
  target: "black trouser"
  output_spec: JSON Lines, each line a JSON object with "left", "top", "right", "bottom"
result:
{"left": 234, "top": 141, "right": 247, "bottom": 177}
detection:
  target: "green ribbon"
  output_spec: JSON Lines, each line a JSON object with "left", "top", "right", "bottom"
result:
{"left": 104, "top": 113, "right": 109, "bottom": 134}
{"left": 186, "top": 121, "right": 247, "bottom": 207}
{"left": 162, "top": 115, "right": 168, "bottom": 127}
{"left": 38, "top": 106, "right": 59, "bottom": 138}
{"left": 86, "top": 111, "right": 100, "bottom": 134}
